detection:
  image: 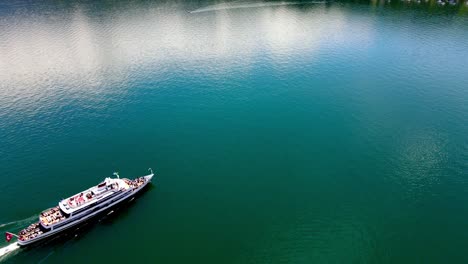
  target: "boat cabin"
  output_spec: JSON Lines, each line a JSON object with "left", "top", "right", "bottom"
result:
{"left": 59, "top": 178, "right": 129, "bottom": 215}
{"left": 38, "top": 177, "right": 130, "bottom": 229}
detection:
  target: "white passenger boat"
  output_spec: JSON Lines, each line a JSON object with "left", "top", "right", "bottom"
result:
{"left": 5, "top": 169, "right": 154, "bottom": 247}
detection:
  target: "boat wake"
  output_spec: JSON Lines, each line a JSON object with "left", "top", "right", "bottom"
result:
{"left": 189, "top": 0, "right": 327, "bottom": 13}
{"left": 0, "top": 243, "right": 20, "bottom": 260}
{"left": 0, "top": 215, "right": 37, "bottom": 229}
{"left": 0, "top": 215, "right": 36, "bottom": 260}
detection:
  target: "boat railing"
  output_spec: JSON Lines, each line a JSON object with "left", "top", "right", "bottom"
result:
{"left": 39, "top": 206, "right": 68, "bottom": 227}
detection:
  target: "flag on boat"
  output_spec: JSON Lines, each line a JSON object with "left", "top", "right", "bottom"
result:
{"left": 5, "top": 232, "right": 14, "bottom": 242}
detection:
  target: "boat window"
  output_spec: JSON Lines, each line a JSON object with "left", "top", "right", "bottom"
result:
{"left": 55, "top": 221, "right": 68, "bottom": 229}
{"left": 74, "top": 204, "right": 92, "bottom": 215}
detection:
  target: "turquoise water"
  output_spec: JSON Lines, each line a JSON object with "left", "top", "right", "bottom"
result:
{"left": 1, "top": 0, "right": 468, "bottom": 263}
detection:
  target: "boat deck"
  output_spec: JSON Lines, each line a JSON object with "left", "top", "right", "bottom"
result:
{"left": 59, "top": 178, "right": 131, "bottom": 215}
{"left": 18, "top": 222, "right": 43, "bottom": 242}
{"left": 40, "top": 206, "right": 68, "bottom": 227}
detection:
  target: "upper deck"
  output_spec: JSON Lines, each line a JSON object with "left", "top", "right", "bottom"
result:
{"left": 37, "top": 174, "right": 153, "bottom": 229}
{"left": 59, "top": 177, "right": 131, "bottom": 215}
{"left": 39, "top": 177, "right": 132, "bottom": 228}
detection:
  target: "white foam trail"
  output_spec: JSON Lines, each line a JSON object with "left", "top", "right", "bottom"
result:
{"left": 189, "top": 1, "right": 327, "bottom": 13}
{"left": 0, "top": 215, "right": 37, "bottom": 260}
{"left": 0, "top": 243, "right": 20, "bottom": 259}
{"left": 0, "top": 215, "right": 37, "bottom": 229}
{"left": 0, "top": 221, "right": 17, "bottom": 229}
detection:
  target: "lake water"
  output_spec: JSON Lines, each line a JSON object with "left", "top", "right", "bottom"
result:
{"left": 0, "top": 0, "right": 467, "bottom": 263}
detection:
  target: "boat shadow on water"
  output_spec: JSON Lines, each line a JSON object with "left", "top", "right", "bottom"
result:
{"left": 20, "top": 184, "right": 155, "bottom": 251}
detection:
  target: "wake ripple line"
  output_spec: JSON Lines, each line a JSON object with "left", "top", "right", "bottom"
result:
{"left": 0, "top": 215, "right": 41, "bottom": 260}
{"left": 0, "top": 215, "right": 37, "bottom": 229}
{"left": 189, "top": 1, "right": 327, "bottom": 14}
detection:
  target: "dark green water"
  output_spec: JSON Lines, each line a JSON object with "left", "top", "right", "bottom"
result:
{"left": 1, "top": 0, "right": 468, "bottom": 263}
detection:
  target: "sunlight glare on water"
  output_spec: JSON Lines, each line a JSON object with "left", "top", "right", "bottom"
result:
{"left": 0, "top": 0, "right": 467, "bottom": 263}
